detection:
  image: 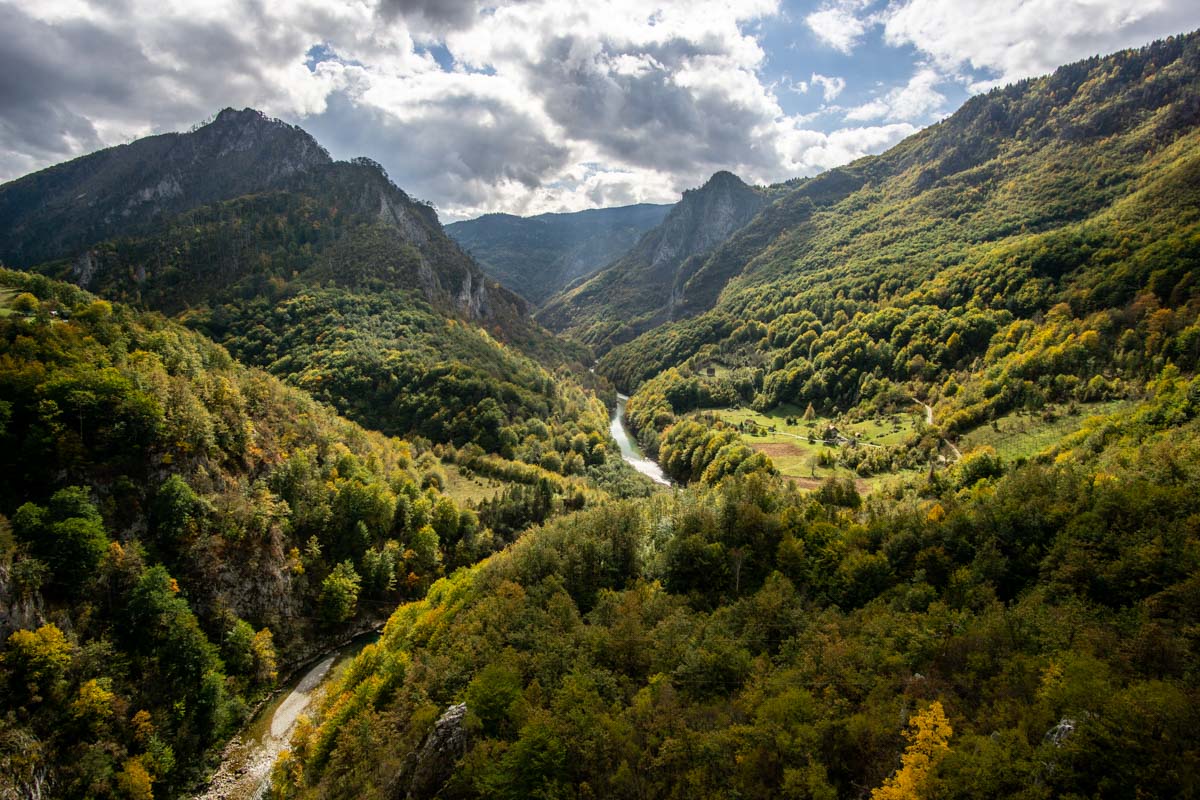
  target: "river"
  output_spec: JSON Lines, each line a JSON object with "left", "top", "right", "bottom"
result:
{"left": 610, "top": 393, "right": 671, "bottom": 486}
{"left": 194, "top": 631, "right": 380, "bottom": 800}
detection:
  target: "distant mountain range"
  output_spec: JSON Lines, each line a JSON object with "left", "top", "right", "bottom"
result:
{"left": 537, "top": 170, "right": 770, "bottom": 352}
{"left": 446, "top": 203, "right": 671, "bottom": 305}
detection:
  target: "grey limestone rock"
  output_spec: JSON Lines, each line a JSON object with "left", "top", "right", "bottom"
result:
{"left": 391, "top": 702, "right": 471, "bottom": 800}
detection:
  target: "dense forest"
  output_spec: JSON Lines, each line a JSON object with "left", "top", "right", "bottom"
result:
{"left": 0, "top": 266, "right": 649, "bottom": 797}
{"left": 271, "top": 399, "right": 1200, "bottom": 798}
{"left": 2, "top": 26, "right": 1200, "bottom": 800}
{"left": 0, "top": 269, "right": 498, "bottom": 795}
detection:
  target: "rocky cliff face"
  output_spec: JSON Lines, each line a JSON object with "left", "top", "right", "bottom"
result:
{"left": 646, "top": 171, "right": 762, "bottom": 275}
{"left": 0, "top": 562, "right": 46, "bottom": 639}
{"left": 536, "top": 171, "right": 765, "bottom": 352}
{"left": 389, "top": 703, "right": 471, "bottom": 800}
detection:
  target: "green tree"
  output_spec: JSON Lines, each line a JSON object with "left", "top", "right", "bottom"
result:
{"left": 12, "top": 292, "right": 39, "bottom": 313}
{"left": 408, "top": 524, "right": 442, "bottom": 578}
{"left": 320, "top": 561, "right": 361, "bottom": 623}
{"left": 465, "top": 663, "right": 522, "bottom": 736}
{"left": 152, "top": 475, "right": 202, "bottom": 546}
{"left": 14, "top": 487, "right": 110, "bottom": 589}
{"left": 222, "top": 618, "right": 256, "bottom": 676}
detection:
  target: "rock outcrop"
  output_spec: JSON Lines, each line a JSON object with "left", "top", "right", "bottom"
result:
{"left": 390, "top": 703, "right": 471, "bottom": 800}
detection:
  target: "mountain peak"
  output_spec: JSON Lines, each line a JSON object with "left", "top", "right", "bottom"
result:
{"left": 536, "top": 171, "right": 766, "bottom": 351}
{"left": 700, "top": 170, "right": 748, "bottom": 191}
{"left": 206, "top": 107, "right": 310, "bottom": 141}
{"left": 212, "top": 106, "right": 265, "bottom": 125}
{"left": 0, "top": 107, "right": 331, "bottom": 267}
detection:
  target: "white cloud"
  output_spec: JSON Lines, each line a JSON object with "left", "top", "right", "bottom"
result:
{"left": 805, "top": 5, "right": 868, "bottom": 54}
{"left": 3, "top": 0, "right": 1193, "bottom": 220}
{"left": 810, "top": 73, "right": 846, "bottom": 101}
{"left": 845, "top": 66, "right": 945, "bottom": 121}
{"left": 883, "top": 0, "right": 1199, "bottom": 84}
{"left": 779, "top": 122, "right": 917, "bottom": 173}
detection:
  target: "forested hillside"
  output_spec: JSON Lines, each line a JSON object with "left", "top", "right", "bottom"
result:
{"left": 602, "top": 33, "right": 1200, "bottom": 489}
{"left": 7, "top": 110, "right": 639, "bottom": 494}
{"left": 0, "top": 270, "right": 510, "bottom": 796}
{"left": 272, "top": 390, "right": 1200, "bottom": 799}
{"left": 446, "top": 203, "right": 671, "bottom": 305}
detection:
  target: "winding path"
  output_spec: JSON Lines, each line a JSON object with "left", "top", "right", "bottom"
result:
{"left": 913, "top": 398, "right": 961, "bottom": 461}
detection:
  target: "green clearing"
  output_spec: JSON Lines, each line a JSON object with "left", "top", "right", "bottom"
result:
{"left": 957, "top": 400, "right": 1136, "bottom": 461}
{"left": 709, "top": 399, "right": 1135, "bottom": 490}
{"left": 700, "top": 363, "right": 749, "bottom": 380}
{"left": 714, "top": 405, "right": 923, "bottom": 449}
{"left": 0, "top": 287, "right": 20, "bottom": 316}
{"left": 710, "top": 404, "right": 925, "bottom": 491}
{"left": 441, "top": 462, "right": 509, "bottom": 506}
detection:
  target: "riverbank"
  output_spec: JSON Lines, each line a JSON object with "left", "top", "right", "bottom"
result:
{"left": 193, "top": 628, "right": 382, "bottom": 800}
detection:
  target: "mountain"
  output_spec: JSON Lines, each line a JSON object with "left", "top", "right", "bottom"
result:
{"left": 536, "top": 171, "right": 768, "bottom": 353}
{"left": 446, "top": 203, "right": 671, "bottom": 305}
{"left": 0, "top": 108, "right": 331, "bottom": 269}
{"left": 1, "top": 108, "right": 509, "bottom": 324}
{"left": 0, "top": 110, "right": 632, "bottom": 483}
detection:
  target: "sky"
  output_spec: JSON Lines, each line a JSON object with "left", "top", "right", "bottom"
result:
{"left": 2, "top": 1, "right": 1198, "bottom": 221}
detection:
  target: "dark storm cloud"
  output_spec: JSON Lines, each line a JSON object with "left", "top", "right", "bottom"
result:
{"left": 0, "top": 0, "right": 789, "bottom": 213}
{"left": 0, "top": 3, "right": 146, "bottom": 162}
{"left": 0, "top": 0, "right": 359, "bottom": 182}
{"left": 376, "top": 0, "right": 484, "bottom": 30}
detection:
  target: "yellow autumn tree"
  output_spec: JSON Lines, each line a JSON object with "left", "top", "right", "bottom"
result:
{"left": 115, "top": 757, "right": 154, "bottom": 799}
{"left": 871, "top": 700, "right": 953, "bottom": 800}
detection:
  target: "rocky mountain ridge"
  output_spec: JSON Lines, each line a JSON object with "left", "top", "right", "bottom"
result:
{"left": 536, "top": 170, "right": 767, "bottom": 352}
{"left": 1, "top": 109, "right": 540, "bottom": 333}
{"left": 0, "top": 108, "right": 331, "bottom": 268}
